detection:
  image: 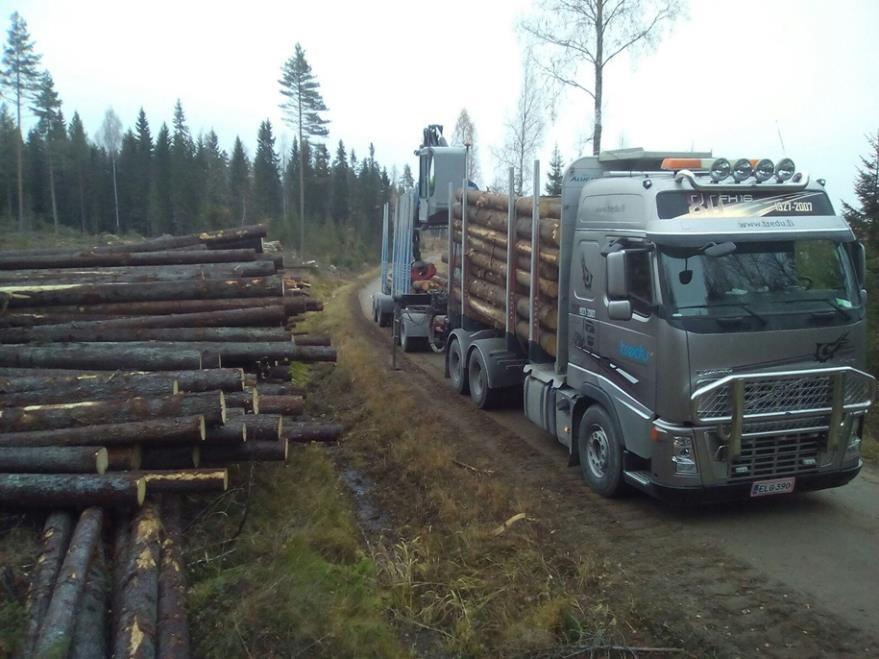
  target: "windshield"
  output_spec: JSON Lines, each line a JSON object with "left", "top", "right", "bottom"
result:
{"left": 659, "top": 239, "right": 859, "bottom": 321}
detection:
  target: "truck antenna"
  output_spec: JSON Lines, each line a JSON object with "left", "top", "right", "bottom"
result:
{"left": 776, "top": 120, "right": 787, "bottom": 155}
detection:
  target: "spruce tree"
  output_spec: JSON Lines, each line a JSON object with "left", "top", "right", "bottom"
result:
{"left": 252, "top": 119, "right": 281, "bottom": 221}
{"left": 31, "top": 71, "right": 63, "bottom": 233}
{"left": 843, "top": 132, "right": 879, "bottom": 245}
{"left": 67, "top": 111, "right": 88, "bottom": 232}
{"left": 229, "top": 136, "right": 250, "bottom": 227}
{"left": 545, "top": 144, "right": 564, "bottom": 195}
{"left": 200, "top": 129, "right": 229, "bottom": 228}
{"left": 0, "top": 104, "right": 17, "bottom": 218}
{"left": 279, "top": 43, "right": 330, "bottom": 257}
{"left": 148, "top": 123, "right": 172, "bottom": 235}
{"left": 129, "top": 108, "right": 152, "bottom": 234}
{"left": 331, "top": 139, "right": 349, "bottom": 223}
{"left": 2, "top": 11, "right": 42, "bottom": 230}
{"left": 400, "top": 163, "right": 414, "bottom": 191}
{"left": 169, "top": 100, "right": 197, "bottom": 233}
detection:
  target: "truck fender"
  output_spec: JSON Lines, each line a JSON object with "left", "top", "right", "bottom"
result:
{"left": 568, "top": 383, "right": 626, "bottom": 467}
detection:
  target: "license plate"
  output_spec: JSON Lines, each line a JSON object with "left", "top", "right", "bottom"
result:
{"left": 750, "top": 477, "right": 796, "bottom": 498}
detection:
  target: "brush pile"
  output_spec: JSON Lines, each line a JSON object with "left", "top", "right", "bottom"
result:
{"left": 450, "top": 189, "right": 559, "bottom": 356}
{"left": 0, "top": 224, "right": 343, "bottom": 657}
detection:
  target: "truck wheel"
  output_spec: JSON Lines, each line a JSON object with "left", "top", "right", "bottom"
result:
{"left": 468, "top": 350, "right": 500, "bottom": 409}
{"left": 447, "top": 338, "right": 469, "bottom": 395}
{"left": 401, "top": 322, "right": 420, "bottom": 353}
{"left": 577, "top": 406, "right": 625, "bottom": 497}
{"left": 379, "top": 312, "right": 392, "bottom": 328}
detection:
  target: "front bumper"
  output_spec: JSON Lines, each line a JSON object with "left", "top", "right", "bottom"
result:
{"left": 643, "top": 461, "right": 862, "bottom": 505}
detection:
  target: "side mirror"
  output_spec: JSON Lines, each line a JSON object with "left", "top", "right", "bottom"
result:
{"left": 607, "top": 300, "right": 633, "bottom": 321}
{"left": 607, "top": 251, "right": 628, "bottom": 298}
{"left": 854, "top": 242, "right": 866, "bottom": 287}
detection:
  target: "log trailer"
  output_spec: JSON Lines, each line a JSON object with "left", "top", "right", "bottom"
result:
{"left": 375, "top": 131, "right": 875, "bottom": 502}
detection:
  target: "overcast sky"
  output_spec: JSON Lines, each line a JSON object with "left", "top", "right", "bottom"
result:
{"left": 9, "top": 0, "right": 878, "bottom": 207}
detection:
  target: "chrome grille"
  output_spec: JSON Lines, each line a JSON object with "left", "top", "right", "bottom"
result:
{"left": 729, "top": 432, "right": 821, "bottom": 481}
{"left": 742, "top": 417, "right": 829, "bottom": 438}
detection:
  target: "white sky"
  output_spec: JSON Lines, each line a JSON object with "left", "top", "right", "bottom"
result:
{"left": 9, "top": 0, "right": 879, "bottom": 207}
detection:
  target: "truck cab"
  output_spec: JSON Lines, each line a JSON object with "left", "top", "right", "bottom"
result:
{"left": 527, "top": 150, "right": 874, "bottom": 501}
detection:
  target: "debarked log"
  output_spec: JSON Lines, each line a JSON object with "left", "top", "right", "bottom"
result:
{"left": 130, "top": 468, "right": 229, "bottom": 494}
{"left": 0, "top": 474, "right": 144, "bottom": 507}
{"left": 0, "top": 415, "right": 206, "bottom": 448}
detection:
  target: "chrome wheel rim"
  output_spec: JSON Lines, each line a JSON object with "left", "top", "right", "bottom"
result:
{"left": 586, "top": 426, "right": 610, "bottom": 480}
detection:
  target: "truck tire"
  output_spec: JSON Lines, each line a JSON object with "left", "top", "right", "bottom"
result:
{"left": 468, "top": 350, "right": 500, "bottom": 409}
{"left": 401, "top": 322, "right": 422, "bottom": 353}
{"left": 577, "top": 405, "right": 625, "bottom": 497}
{"left": 379, "top": 311, "right": 392, "bottom": 328}
{"left": 447, "top": 338, "right": 469, "bottom": 395}
{"left": 373, "top": 301, "right": 379, "bottom": 323}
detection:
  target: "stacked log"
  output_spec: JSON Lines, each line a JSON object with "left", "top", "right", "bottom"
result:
{"left": 451, "top": 189, "right": 560, "bottom": 356}
{"left": 1, "top": 224, "right": 347, "bottom": 655}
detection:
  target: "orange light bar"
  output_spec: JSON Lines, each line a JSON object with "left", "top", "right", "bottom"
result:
{"left": 660, "top": 158, "right": 714, "bottom": 171}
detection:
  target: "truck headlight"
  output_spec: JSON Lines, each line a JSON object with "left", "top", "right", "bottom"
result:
{"left": 672, "top": 436, "right": 698, "bottom": 475}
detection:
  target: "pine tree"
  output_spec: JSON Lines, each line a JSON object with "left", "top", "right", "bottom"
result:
{"left": 2, "top": 11, "right": 42, "bottom": 230}
{"left": 279, "top": 42, "right": 330, "bottom": 257}
{"left": 331, "top": 139, "right": 349, "bottom": 223}
{"left": 228, "top": 136, "right": 250, "bottom": 227}
{"left": 545, "top": 144, "right": 564, "bottom": 195}
{"left": 67, "top": 111, "right": 88, "bottom": 232}
{"left": 252, "top": 119, "right": 281, "bottom": 221}
{"left": 31, "top": 71, "right": 63, "bottom": 233}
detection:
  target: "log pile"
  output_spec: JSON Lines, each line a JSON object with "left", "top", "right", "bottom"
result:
{"left": 451, "top": 189, "right": 560, "bottom": 356}
{"left": 0, "top": 224, "right": 346, "bottom": 657}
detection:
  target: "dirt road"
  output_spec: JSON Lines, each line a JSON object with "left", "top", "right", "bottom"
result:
{"left": 359, "top": 278, "right": 879, "bottom": 656}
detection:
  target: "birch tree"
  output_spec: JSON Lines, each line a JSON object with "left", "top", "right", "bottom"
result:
{"left": 97, "top": 107, "right": 122, "bottom": 232}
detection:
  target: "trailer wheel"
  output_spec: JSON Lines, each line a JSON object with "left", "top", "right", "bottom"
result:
{"left": 577, "top": 406, "right": 625, "bottom": 497}
{"left": 447, "top": 338, "right": 469, "bottom": 395}
{"left": 468, "top": 350, "right": 500, "bottom": 409}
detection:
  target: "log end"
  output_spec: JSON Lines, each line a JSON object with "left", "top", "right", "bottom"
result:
{"left": 282, "top": 438, "right": 289, "bottom": 462}
{"left": 191, "top": 446, "right": 201, "bottom": 468}
{"left": 96, "top": 447, "right": 108, "bottom": 475}
{"left": 218, "top": 391, "right": 227, "bottom": 424}
{"left": 276, "top": 416, "right": 283, "bottom": 441}
{"left": 135, "top": 477, "right": 146, "bottom": 506}
{"left": 198, "top": 415, "right": 206, "bottom": 442}
{"left": 250, "top": 387, "right": 260, "bottom": 415}
{"left": 171, "top": 379, "right": 179, "bottom": 395}
{"left": 240, "top": 423, "right": 248, "bottom": 443}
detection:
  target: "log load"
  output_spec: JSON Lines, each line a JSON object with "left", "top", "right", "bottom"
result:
{"left": 158, "top": 496, "right": 191, "bottom": 658}
{"left": 32, "top": 507, "right": 104, "bottom": 658}
{"left": 0, "top": 474, "right": 146, "bottom": 507}
{"left": 0, "top": 392, "right": 226, "bottom": 433}
{"left": 0, "top": 446, "right": 108, "bottom": 473}
{"left": 113, "top": 502, "right": 161, "bottom": 659}
{"left": 141, "top": 446, "right": 201, "bottom": 470}
{"left": 234, "top": 415, "right": 283, "bottom": 441}
{"left": 0, "top": 415, "right": 206, "bottom": 448}
{"left": 22, "top": 511, "right": 74, "bottom": 657}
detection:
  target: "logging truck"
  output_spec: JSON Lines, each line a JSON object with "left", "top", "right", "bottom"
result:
{"left": 374, "top": 133, "right": 875, "bottom": 502}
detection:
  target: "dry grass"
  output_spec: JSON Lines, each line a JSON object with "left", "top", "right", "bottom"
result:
{"left": 303, "top": 271, "right": 628, "bottom": 657}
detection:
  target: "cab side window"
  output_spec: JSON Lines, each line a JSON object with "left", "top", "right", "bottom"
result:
{"left": 628, "top": 250, "right": 654, "bottom": 313}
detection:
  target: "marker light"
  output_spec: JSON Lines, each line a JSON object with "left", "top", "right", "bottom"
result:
{"left": 775, "top": 158, "right": 796, "bottom": 182}
{"left": 754, "top": 159, "right": 775, "bottom": 182}
{"left": 660, "top": 158, "right": 717, "bottom": 171}
{"left": 732, "top": 158, "right": 753, "bottom": 182}
{"left": 710, "top": 158, "right": 731, "bottom": 182}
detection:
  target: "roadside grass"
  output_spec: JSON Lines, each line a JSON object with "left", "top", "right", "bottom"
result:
{"left": 302, "top": 271, "right": 631, "bottom": 657}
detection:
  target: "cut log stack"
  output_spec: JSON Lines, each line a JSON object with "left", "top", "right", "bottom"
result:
{"left": 0, "top": 224, "right": 346, "bottom": 657}
{"left": 450, "top": 189, "right": 560, "bottom": 356}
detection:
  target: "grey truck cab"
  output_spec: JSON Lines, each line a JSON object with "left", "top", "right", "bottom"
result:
{"left": 447, "top": 149, "right": 874, "bottom": 502}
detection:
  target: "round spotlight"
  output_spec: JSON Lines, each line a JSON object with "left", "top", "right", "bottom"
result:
{"left": 775, "top": 158, "right": 796, "bottom": 182}
{"left": 755, "top": 159, "right": 775, "bottom": 182}
{"left": 732, "top": 158, "right": 753, "bottom": 182}
{"left": 710, "top": 158, "right": 731, "bottom": 182}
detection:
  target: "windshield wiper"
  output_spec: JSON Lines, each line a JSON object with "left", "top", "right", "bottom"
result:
{"left": 780, "top": 297, "right": 851, "bottom": 320}
{"left": 674, "top": 302, "right": 767, "bottom": 325}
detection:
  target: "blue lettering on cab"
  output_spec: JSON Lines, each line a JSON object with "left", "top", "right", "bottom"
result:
{"left": 619, "top": 341, "right": 650, "bottom": 364}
